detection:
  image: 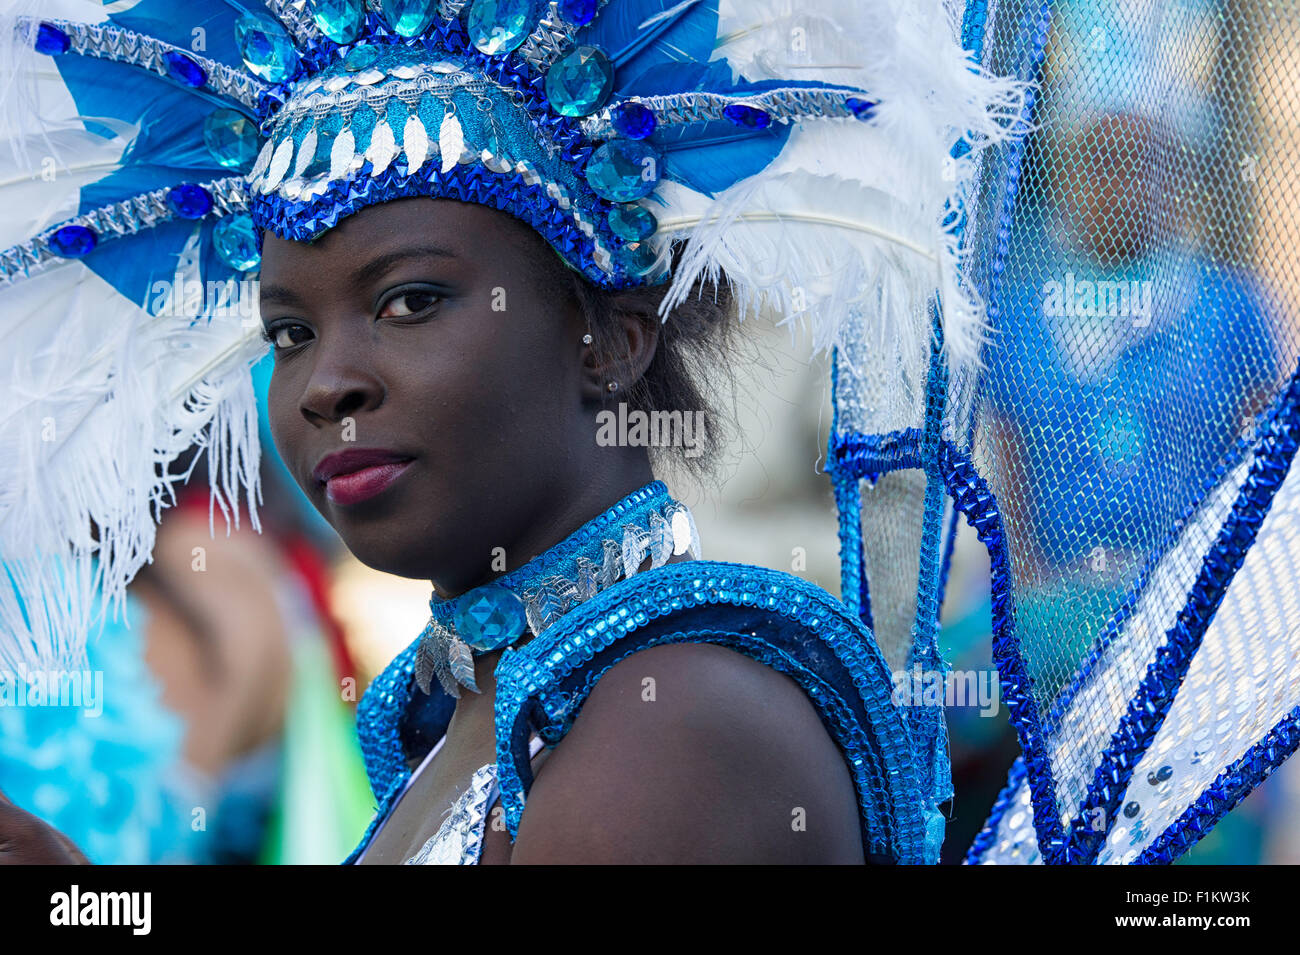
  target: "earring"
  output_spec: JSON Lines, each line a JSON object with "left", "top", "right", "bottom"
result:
{"left": 607, "top": 381, "right": 619, "bottom": 393}
{"left": 581, "top": 333, "right": 593, "bottom": 345}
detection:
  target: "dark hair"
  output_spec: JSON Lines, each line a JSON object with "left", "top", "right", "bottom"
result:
{"left": 566, "top": 261, "right": 741, "bottom": 479}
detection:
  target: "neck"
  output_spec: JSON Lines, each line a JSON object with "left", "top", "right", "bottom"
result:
{"left": 430, "top": 454, "right": 656, "bottom": 600}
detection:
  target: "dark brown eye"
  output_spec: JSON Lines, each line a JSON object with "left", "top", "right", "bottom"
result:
{"left": 378, "top": 290, "right": 440, "bottom": 318}
{"left": 263, "top": 322, "right": 312, "bottom": 350}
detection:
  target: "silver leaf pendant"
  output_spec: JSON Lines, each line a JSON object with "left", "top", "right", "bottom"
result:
{"left": 415, "top": 617, "right": 453, "bottom": 697}
{"left": 447, "top": 636, "right": 480, "bottom": 695}
{"left": 438, "top": 110, "right": 464, "bottom": 174}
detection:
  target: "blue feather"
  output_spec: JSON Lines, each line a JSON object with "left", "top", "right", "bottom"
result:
{"left": 653, "top": 119, "right": 792, "bottom": 198}
{"left": 578, "top": 0, "right": 720, "bottom": 82}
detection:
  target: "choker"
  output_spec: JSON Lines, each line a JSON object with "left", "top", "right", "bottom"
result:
{"left": 415, "top": 481, "right": 700, "bottom": 698}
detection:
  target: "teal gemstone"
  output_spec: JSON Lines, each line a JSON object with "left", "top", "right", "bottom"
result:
{"left": 214, "top": 215, "right": 260, "bottom": 272}
{"left": 584, "top": 139, "right": 660, "bottom": 202}
{"left": 607, "top": 204, "right": 656, "bottom": 241}
{"left": 544, "top": 45, "right": 613, "bottom": 117}
{"left": 380, "top": 0, "right": 437, "bottom": 37}
{"left": 454, "top": 583, "right": 528, "bottom": 650}
{"left": 235, "top": 15, "right": 299, "bottom": 83}
{"left": 312, "top": 0, "right": 366, "bottom": 44}
{"left": 343, "top": 44, "right": 380, "bottom": 71}
{"left": 467, "top": 0, "right": 532, "bottom": 55}
{"left": 203, "top": 108, "right": 260, "bottom": 170}
{"left": 622, "top": 241, "right": 661, "bottom": 279}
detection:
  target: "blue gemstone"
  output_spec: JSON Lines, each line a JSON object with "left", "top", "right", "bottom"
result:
{"left": 607, "top": 204, "right": 656, "bottom": 241}
{"left": 343, "top": 43, "right": 380, "bottom": 71}
{"left": 454, "top": 584, "right": 528, "bottom": 650}
{"left": 559, "top": 0, "right": 597, "bottom": 25}
{"left": 381, "top": 0, "right": 438, "bottom": 37}
{"left": 610, "top": 101, "right": 655, "bottom": 139}
{"left": 203, "top": 108, "right": 260, "bottom": 170}
{"left": 49, "top": 225, "right": 96, "bottom": 257}
{"left": 845, "top": 96, "right": 876, "bottom": 120}
{"left": 312, "top": 0, "right": 367, "bottom": 44}
{"left": 467, "top": 0, "right": 532, "bottom": 55}
{"left": 34, "top": 23, "right": 71, "bottom": 56}
{"left": 722, "top": 104, "right": 771, "bottom": 129}
{"left": 163, "top": 50, "right": 207, "bottom": 87}
{"left": 621, "top": 240, "right": 660, "bottom": 278}
{"left": 545, "top": 45, "right": 613, "bottom": 117}
{"left": 235, "top": 15, "right": 299, "bottom": 83}
{"left": 214, "top": 215, "right": 260, "bottom": 271}
{"left": 584, "top": 139, "right": 660, "bottom": 201}
{"left": 167, "top": 183, "right": 213, "bottom": 220}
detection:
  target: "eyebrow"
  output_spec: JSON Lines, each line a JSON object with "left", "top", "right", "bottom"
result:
{"left": 352, "top": 244, "right": 458, "bottom": 287}
{"left": 258, "top": 243, "right": 458, "bottom": 312}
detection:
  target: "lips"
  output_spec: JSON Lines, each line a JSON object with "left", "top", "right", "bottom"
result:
{"left": 312, "top": 448, "right": 415, "bottom": 506}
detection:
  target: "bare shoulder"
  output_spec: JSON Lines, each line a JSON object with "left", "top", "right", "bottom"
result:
{"left": 509, "top": 641, "right": 865, "bottom": 863}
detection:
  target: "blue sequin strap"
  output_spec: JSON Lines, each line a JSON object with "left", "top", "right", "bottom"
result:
{"left": 492, "top": 560, "right": 930, "bottom": 864}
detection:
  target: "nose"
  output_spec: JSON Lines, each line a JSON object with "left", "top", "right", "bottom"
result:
{"left": 298, "top": 330, "right": 385, "bottom": 426}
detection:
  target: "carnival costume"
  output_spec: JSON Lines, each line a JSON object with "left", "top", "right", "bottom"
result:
{"left": 2, "top": 0, "right": 1297, "bottom": 865}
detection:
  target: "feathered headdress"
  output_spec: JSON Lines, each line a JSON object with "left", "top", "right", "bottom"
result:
{"left": 0, "top": 0, "right": 1024, "bottom": 680}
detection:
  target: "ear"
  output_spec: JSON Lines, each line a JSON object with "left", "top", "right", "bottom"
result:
{"left": 580, "top": 296, "right": 660, "bottom": 403}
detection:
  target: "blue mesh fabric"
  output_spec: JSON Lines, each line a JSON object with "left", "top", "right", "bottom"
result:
{"left": 956, "top": 0, "right": 1300, "bottom": 862}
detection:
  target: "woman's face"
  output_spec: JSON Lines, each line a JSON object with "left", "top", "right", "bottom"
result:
{"left": 259, "top": 198, "right": 593, "bottom": 592}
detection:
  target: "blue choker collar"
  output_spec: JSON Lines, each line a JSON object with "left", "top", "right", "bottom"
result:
{"left": 414, "top": 480, "right": 700, "bottom": 697}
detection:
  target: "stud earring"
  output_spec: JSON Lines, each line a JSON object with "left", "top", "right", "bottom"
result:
{"left": 607, "top": 381, "right": 619, "bottom": 393}
{"left": 582, "top": 333, "right": 593, "bottom": 345}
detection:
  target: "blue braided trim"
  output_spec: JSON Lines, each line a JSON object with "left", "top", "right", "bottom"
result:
{"left": 1136, "top": 705, "right": 1300, "bottom": 865}
{"left": 1065, "top": 358, "right": 1300, "bottom": 863}
{"left": 830, "top": 429, "right": 1066, "bottom": 859}
{"left": 964, "top": 756, "right": 1027, "bottom": 863}
{"left": 492, "top": 560, "right": 930, "bottom": 863}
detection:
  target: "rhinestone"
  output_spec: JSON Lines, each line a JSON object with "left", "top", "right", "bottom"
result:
{"left": 559, "top": 0, "right": 597, "bottom": 25}
{"left": 1123, "top": 801, "right": 1140, "bottom": 818}
{"left": 203, "top": 108, "right": 260, "bottom": 170}
{"left": 163, "top": 50, "right": 207, "bottom": 88}
{"left": 49, "top": 225, "right": 96, "bottom": 257}
{"left": 235, "top": 15, "right": 299, "bottom": 83}
{"left": 343, "top": 44, "right": 380, "bottom": 71}
{"left": 213, "top": 215, "right": 260, "bottom": 271}
{"left": 722, "top": 103, "right": 771, "bottom": 129}
{"left": 610, "top": 101, "right": 656, "bottom": 139}
{"left": 312, "top": 0, "right": 367, "bottom": 44}
{"left": 607, "top": 204, "right": 656, "bottom": 241}
{"left": 35, "top": 22, "right": 71, "bottom": 56}
{"left": 467, "top": 0, "right": 532, "bottom": 55}
{"left": 454, "top": 584, "right": 528, "bottom": 651}
{"left": 584, "top": 139, "right": 660, "bottom": 201}
{"left": 845, "top": 96, "right": 876, "bottom": 120}
{"left": 166, "top": 183, "right": 213, "bottom": 219}
{"left": 380, "top": 0, "right": 438, "bottom": 36}
{"left": 545, "top": 45, "right": 613, "bottom": 117}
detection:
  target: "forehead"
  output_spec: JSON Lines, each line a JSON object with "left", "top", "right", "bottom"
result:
{"left": 260, "top": 197, "right": 538, "bottom": 271}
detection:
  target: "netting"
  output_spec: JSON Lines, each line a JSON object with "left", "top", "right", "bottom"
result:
{"left": 961, "top": 0, "right": 1300, "bottom": 863}
{"left": 832, "top": 0, "right": 1300, "bottom": 864}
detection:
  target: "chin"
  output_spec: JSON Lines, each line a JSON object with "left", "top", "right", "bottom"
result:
{"left": 335, "top": 528, "right": 436, "bottom": 580}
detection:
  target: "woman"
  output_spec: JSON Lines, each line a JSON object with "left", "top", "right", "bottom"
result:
{"left": 0, "top": 0, "right": 1017, "bottom": 864}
